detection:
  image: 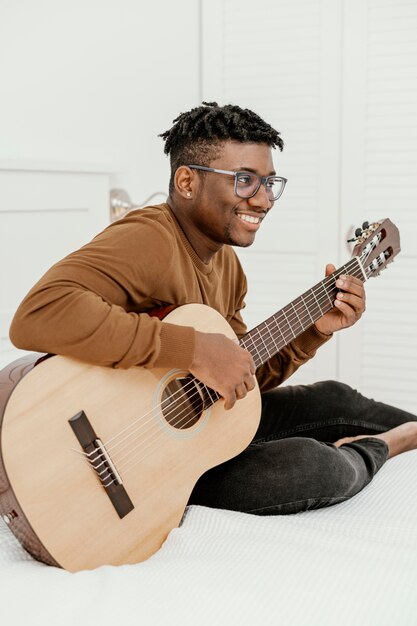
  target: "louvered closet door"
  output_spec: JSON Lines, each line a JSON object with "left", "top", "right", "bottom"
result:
{"left": 338, "top": 0, "right": 417, "bottom": 413}
{"left": 202, "top": 0, "right": 342, "bottom": 384}
{"left": 202, "top": 0, "right": 417, "bottom": 411}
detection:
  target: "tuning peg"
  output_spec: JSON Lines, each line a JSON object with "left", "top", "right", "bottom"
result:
{"left": 347, "top": 227, "right": 361, "bottom": 242}
{"left": 347, "top": 222, "right": 370, "bottom": 243}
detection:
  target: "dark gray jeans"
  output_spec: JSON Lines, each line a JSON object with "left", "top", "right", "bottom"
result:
{"left": 188, "top": 380, "right": 416, "bottom": 514}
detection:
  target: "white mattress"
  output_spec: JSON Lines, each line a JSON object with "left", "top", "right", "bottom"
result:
{"left": 1, "top": 450, "right": 416, "bottom": 626}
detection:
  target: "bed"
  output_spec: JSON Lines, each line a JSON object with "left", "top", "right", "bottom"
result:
{"left": 1, "top": 448, "right": 416, "bottom": 626}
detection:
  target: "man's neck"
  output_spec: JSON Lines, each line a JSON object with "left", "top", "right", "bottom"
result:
{"left": 167, "top": 197, "right": 223, "bottom": 264}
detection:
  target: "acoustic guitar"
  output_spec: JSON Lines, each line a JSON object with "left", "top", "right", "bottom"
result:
{"left": 0, "top": 219, "right": 400, "bottom": 571}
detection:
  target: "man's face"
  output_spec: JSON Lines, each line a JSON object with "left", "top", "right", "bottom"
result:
{"left": 191, "top": 141, "right": 276, "bottom": 249}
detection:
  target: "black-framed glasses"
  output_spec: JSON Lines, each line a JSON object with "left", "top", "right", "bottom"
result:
{"left": 188, "top": 165, "right": 287, "bottom": 201}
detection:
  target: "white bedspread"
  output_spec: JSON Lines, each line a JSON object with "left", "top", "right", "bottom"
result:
{"left": 1, "top": 451, "right": 416, "bottom": 626}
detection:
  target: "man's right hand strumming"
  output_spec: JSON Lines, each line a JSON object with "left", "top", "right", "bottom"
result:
{"left": 190, "top": 331, "right": 256, "bottom": 410}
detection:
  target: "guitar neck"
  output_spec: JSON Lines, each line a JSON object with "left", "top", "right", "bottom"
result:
{"left": 239, "top": 256, "right": 366, "bottom": 369}
{"left": 198, "top": 255, "right": 366, "bottom": 408}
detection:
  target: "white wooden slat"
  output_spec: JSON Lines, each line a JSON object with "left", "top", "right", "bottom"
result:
{"left": 202, "top": 0, "right": 342, "bottom": 382}
{"left": 206, "top": 1, "right": 329, "bottom": 249}
{"left": 368, "top": 44, "right": 417, "bottom": 60}
{"left": 236, "top": 250, "right": 318, "bottom": 326}
{"left": 339, "top": 0, "right": 417, "bottom": 412}
{"left": 365, "top": 161, "right": 417, "bottom": 176}
{"left": 360, "top": 258, "right": 417, "bottom": 367}
{"left": 368, "top": 1, "right": 417, "bottom": 17}
{"left": 221, "top": 0, "right": 322, "bottom": 235}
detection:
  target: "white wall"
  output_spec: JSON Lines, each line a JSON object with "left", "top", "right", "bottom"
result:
{"left": 0, "top": 0, "right": 201, "bottom": 368}
{"left": 0, "top": 0, "right": 200, "bottom": 202}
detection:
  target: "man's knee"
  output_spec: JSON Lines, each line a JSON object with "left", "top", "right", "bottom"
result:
{"left": 287, "top": 437, "right": 369, "bottom": 498}
{"left": 310, "top": 379, "right": 358, "bottom": 404}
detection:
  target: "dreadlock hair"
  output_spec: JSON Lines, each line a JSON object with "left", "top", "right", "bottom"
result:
{"left": 159, "top": 101, "right": 284, "bottom": 194}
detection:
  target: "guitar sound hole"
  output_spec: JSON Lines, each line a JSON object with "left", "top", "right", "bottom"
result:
{"left": 161, "top": 376, "right": 204, "bottom": 429}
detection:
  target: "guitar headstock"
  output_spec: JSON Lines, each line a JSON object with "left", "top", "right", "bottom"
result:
{"left": 351, "top": 219, "right": 401, "bottom": 279}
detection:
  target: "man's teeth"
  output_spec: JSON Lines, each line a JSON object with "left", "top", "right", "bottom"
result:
{"left": 238, "top": 214, "right": 260, "bottom": 224}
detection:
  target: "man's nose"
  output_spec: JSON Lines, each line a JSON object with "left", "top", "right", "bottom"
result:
{"left": 247, "top": 183, "right": 272, "bottom": 210}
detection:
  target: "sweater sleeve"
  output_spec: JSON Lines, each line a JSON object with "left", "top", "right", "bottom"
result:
{"left": 227, "top": 267, "right": 332, "bottom": 392}
{"left": 230, "top": 306, "right": 331, "bottom": 392}
{"left": 9, "top": 215, "right": 196, "bottom": 369}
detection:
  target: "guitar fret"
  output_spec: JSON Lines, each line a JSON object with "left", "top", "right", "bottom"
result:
{"left": 241, "top": 334, "right": 255, "bottom": 354}
{"left": 328, "top": 277, "right": 338, "bottom": 303}
{"left": 250, "top": 333, "right": 263, "bottom": 364}
{"left": 300, "top": 293, "right": 314, "bottom": 325}
{"left": 323, "top": 283, "right": 334, "bottom": 307}
{"left": 255, "top": 325, "right": 272, "bottom": 360}
{"left": 290, "top": 300, "right": 305, "bottom": 333}
{"left": 282, "top": 307, "right": 296, "bottom": 339}
{"left": 272, "top": 314, "right": 286, "bottom": 345}
{"left": 311, "top": 287, "right": 324, "bottom": 316}
{"left": 275, "top": 310, "right": 293, "bottom": 345}
{"left": 264, "top": 319, "right": 281, "bottom": 352}
{"left": 305, "top": 289, "right": 322, "bottom": 320}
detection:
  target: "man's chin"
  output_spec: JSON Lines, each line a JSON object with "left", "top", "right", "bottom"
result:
{"left": 227, "top": 235, "right": 256, "bottom": 248}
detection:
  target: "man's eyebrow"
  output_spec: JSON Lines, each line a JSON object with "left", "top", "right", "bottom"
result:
{"left": 234, "top": 166, "right": 277, "bottom": 176}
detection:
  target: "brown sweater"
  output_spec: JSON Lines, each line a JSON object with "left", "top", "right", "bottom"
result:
{"left": 9, "top": 203, "right": 331, "bottom": 392}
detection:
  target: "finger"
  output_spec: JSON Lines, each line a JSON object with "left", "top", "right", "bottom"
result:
{"left": 235, "top": 384, "right": 248, "bottom": 400}
{"left": 223, "top": 390, "right": 237, "bottom": 411}
{"left": 334, "top": 298, "right": 360, "bottom": 325}
{"left": 325, "top": 263, "right": 337, "bottom": 277}
{"left": 244, "top": 375, "right": 256, "bottom": 392}
{"left": 336, "top": 291, "right": 365, "bottom": 315}
{"left": 336, "top": 275, "right": 365, "bottom": 296}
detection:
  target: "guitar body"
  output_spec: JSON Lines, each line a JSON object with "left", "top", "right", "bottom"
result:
{"left": 0, "top": 304, "right": 262, "bottom": 571}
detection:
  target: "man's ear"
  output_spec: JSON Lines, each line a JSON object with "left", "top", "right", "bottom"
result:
{"left": 174, "top": 166, "right": 196, "bottom": 200}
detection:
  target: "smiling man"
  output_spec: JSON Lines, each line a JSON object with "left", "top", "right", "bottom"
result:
{"left": 174, "top": 142, "right": 281, "bottom": 252}
{"left": 10, "top": 101, "right": 417, "bottom": 516}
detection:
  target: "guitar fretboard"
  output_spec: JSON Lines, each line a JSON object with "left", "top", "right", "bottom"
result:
{"left": 240, "top": 256, "right": 366, "bottom": 368}
{"left": 200, "top": 256, "right": 366, "bottom": 407}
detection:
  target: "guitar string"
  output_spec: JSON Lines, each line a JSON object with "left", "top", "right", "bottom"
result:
{"left": 83, "top": 263, "right": 367, "bottom": 487}
{"left": 77, "top": 259, "right": 365, "bottom": 482}
{"left": 77, "top": 260, "right": 366, "bottom": 491}
{"left": 80, "top": 238, "right": 379, "bottom": 467}
{"left": 99, "top": 259, "right": 362, "bottom": 463}
{"left": 81, "top": 264, "right": 365, "bottom": 486}
{"left": 110, "top": 251, "right": 372, "bottom": 460}
{"left": 110, "top": 265, "right": 366, "bottom": 478}
{"left": 75, "top": 243, "right": 379, "bottom": 487}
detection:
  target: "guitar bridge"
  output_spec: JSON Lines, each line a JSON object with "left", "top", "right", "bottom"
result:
{"left": 69, "top": 410, "right": 134, "bottom": 519}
